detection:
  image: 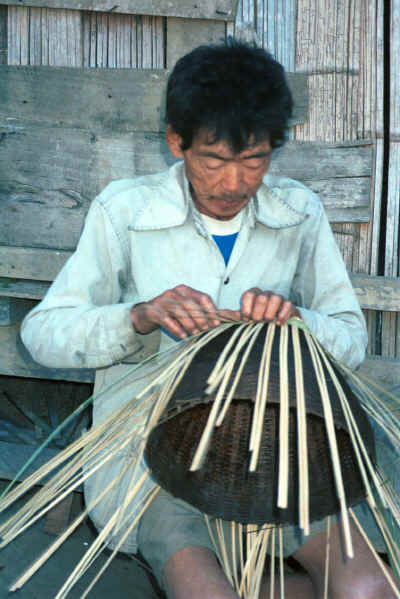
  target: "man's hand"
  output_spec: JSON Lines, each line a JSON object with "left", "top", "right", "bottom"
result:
{"left": 239, "top": 287, "right": 299, "bottom": 325}
{"left": 130, "top": 285, "right": 221, "bottom": 339}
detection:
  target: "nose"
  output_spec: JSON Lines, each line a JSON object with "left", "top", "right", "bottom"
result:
{"left": 221, "top": 163, "right": 243, "bottom": 195}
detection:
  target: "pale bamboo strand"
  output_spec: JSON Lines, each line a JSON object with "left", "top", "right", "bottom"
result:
{"left": 249, "top": 323, "right": 276, "bottom": 469}
{"left": 190, "top": 329, "right": 253, "bottom": 471}
{"left": 291, "top": 326, "right": 310, "bottom": 534}
{"left": 364, "top": 496, "right": 400, "bottom": 579}
{"left": 7, "top": 456, "right": 135, "bottom": 589}
{"left": 250, "top": 527, "right": 270, "bottom": 599}
{"left": 134, "top": 324, "right": 236, "bottom": 403}
{"left": 337, "top": 365, "right": 400, "bottom": 447}
{"left": 79, "top": 486, "right": 161, "bottom": 599}
{"left": 324, "top": 516, "right": 331, "bottom": 599}
{"left": 239, "top": 522, "right": 245, "bottom": 586}
{"left": 269, "top": 528, "right": 275, "bottom": 599}
{"left": 10, "top": 467, "right": 152, "bottom": 594}
{"left": 240, "top": 524, "right": 262, "bottom": 597}
{"left": 216, "top": 519, "right": 234, "bottom": 587}
{"left": 206, "top": 323, "right": 249, "bottom": 390}
{"left": 0, "top": 410, "right": 145, "bottom": 544}
{"left": 1, "top": 428, "right": 136, "bottom": 546}
{"left": 350, "top": 508, "right": 400, "bottom": 599}
{"left": 312, "top": 342, "right": 378, "bottom": 506}
{"left": 208, "top": 323, "right": 260, "bottom": 406}
{"left": 50, "top": 469, "right": 154, "bottom": 599}
{"left": 279, "top": 527, "right": 285, "bottom": 599}
{"left": 0, "top": 397, "right": 139, "bottom": 513}
{"left": 216, "top": 323, "right": 264, "bottom": 426}
{"left": 231, "top": 521, "right": 240, "bottom": 593}
{"left": 304, "top": 331, "right": 354, "bottom": 558}
{"left": 277, "top": 324, "right": 290, "bottom": 509}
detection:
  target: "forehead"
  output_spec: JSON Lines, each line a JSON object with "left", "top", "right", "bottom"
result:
{"left": 191, "top": 130, "right": 271, "bottom": 157}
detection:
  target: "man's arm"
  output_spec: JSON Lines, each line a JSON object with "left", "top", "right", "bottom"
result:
{"left": 21, "top": 199, "right": 144, "bottom": 369}
{"left": 291, "top": 205, "right": 368, "bottom": 369}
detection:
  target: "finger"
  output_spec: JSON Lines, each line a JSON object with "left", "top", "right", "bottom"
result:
{"left": 276, "top": 301, "right": 300, "bottom": 325}
{"left": 175, "top": 285, "right": 220, "bottom": 327}
{"left": 162, "top": 299, "right": 203, "bottom": 335}
{"left": 240, "top": 288, "right": 262, "bottom": 321}
{"left": 251, "top": 293, "right": 271, "bottom": 321}
{"left": 218, "top": 308, "right": 241, "bottom": 322}
{"left": 263, "top": 293, "right": 284, "bottom": 321}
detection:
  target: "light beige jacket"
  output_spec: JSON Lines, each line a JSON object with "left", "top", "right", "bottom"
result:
{"left": 21, "top": 162, "right": 368, "bottom": 552}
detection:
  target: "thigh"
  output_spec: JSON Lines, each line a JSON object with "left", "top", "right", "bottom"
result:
{"left": 137, "top": 488, "right": 216, "bottom": 587}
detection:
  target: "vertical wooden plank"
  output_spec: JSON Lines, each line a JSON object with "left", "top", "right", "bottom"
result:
{"left": 8, "top": 6, "right": 30, "bottom": 64}
{"left": 8, "top": 6, "right": 82, "bottom": 66}
{"left": 81, "top": 12, "right": 164, "bottom": 68}
{"left": 0, "top": 5, "right": 7, "bottom": 64}
{"left": 166, "top": 17, "right": 225, "bottom": 68}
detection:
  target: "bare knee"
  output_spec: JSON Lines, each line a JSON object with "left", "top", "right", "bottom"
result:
{"left": 163, "top": 546, "right": 239, "bottom": 599}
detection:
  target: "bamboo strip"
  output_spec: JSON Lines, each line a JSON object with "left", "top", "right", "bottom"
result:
{"left": 80, "top": 485, "right": 160, "bottom": 599}
{"left": 7, "top": 456, "right": 135, "bottom": 589}
{"left": 269, "top": 527, "right": 275, "bottom": 599}
{"left": 350, "top": 508, "right": 400, "bottom": 599}
{"left": 312, "top": 342, "right": 378, "bottom": 508}
{"left": 216, "top": 322, "right": 264, "bottom": 426}
{"left": 292, "top": 325, "right": 309, "bottom": 533}
{"left": 304, "top": 331, "right": 353, "bottom": 558}
{"left": 249, "top": 323, "right": 276, "bottom": 469}
{"left": 279, "top": 527, "right": 285, "bottom": 599}
{"left": 277, "top": 324, "right": 290, "bottom": 509}
{"left": 324, "top": 516, "right": 331, "bottom": 599}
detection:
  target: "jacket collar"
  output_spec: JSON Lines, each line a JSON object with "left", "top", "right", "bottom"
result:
{"left": 130, "top": 162, "right": 310, "bottom": 231}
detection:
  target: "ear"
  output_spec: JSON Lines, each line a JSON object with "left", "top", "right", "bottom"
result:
{"left": 166, "top": 125, "right": 185, "bottom": 158}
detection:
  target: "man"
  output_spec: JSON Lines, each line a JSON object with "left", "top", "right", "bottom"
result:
{"left": 21, "top": 40, "right": 395, "bottom": 598}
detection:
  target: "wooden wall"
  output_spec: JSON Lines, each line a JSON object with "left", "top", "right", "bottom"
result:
{"left": 230, "top": 0, "right": 399, "bottom": 363}
{"left": 0, "top": 0, "right": 399, "bottom": 372}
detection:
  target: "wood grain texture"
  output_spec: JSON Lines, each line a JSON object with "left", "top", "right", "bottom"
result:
{"left": 0, "top": 65, "right": 307, "bottom": 132}
{"left": 0, "top": 127, "right": 373, "bottom": 252}
{"left": 0, "top": 323, "right": 94, "bottom": 382}
{"left": 0, "top": 5, "right": 7, "bottom": 64}
{"left": 1, "top": 0, "right": 238, "bottom": 20}
{"left": 166, "top": 17, "right": 226, "bottom": 67}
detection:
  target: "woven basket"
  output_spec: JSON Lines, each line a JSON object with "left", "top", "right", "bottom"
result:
{"left": 145, "top": 324, "right": 375, "bottom": 525}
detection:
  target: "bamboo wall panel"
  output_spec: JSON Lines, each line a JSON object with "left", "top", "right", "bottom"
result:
{"left": 2, "top": 0, "right": 238, "bottom": 20}
{"left": 381, "top": 0, "right": 400, "bottom": 359}
{"left": 0, "top": 6, "right": 7, "bottom": 64}
{"left": 294, "top": 0, "right": 384, "bottom": 356}
{"left": 7, "top": 7, "right": 164, "bottom": 67}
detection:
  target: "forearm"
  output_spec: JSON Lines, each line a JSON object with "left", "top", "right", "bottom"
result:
{"left": 21, "top": 302, "right": 144, "bottom": 369}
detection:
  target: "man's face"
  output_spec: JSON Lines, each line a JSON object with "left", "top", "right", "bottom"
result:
{"left": 167, "top": 128, "right": 272, "bottom": 221}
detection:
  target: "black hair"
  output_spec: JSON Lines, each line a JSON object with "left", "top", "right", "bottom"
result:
{"left": 166, "top": 38, "right": 293, "bottom": 153}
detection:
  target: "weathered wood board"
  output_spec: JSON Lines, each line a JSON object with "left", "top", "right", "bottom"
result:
{"left": 0, "top": 129, "right": 373, "bottom": 252}
{"left": 0, "top": 323, "right": 94, "bottom": 382}
{"left": 0, "top": 65, "right": 307, "bottom": 131}
{"left": 0, "top": 0, "right": 238, "bottom": 20}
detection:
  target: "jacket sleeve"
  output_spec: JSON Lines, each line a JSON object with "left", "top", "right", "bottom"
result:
{"left": 292, "top": 204, "right": 368, "bottom": 370}
{"left": 21, "top": 198, "right": 145, "bottom": 369}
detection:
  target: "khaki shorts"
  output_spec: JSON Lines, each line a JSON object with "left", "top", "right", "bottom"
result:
{"left": 137, "top": 488, "right": 386, "bottom": 588}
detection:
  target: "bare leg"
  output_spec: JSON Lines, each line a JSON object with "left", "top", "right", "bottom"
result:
{"left": 163, "top": 545, "right": 239, "bottom": 599}
{"left": 292, "top": 519, "right": 397, "bottom": 599}
{"left": 163, "top": 545, "right": 316, "bottom": 599}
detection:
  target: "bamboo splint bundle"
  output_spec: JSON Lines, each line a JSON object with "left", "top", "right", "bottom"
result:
{"left": 0, "top": 319, "right": 399, "bottom": 599}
